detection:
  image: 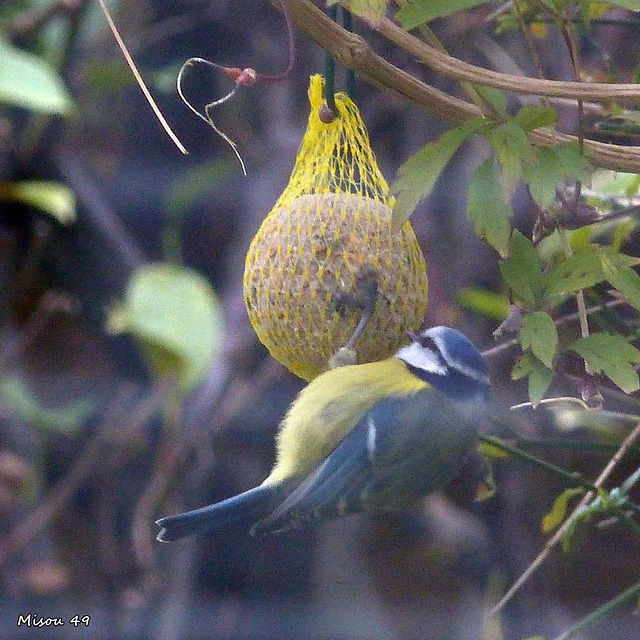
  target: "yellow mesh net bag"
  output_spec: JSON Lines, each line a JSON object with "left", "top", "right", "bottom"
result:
{"left": 244, "top": 75, "right": 428, "bottom": 381}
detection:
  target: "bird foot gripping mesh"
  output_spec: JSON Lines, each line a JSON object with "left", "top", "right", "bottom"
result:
{"left": 244, "top": 75, "right": 428, "bottom": 381}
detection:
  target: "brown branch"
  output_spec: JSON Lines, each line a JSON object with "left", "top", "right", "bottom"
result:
{"left": 374, "top": 15, "right": 640, "bottom": 104}
{"left": 276, "top": 0, "right": 640, "bottom": 173}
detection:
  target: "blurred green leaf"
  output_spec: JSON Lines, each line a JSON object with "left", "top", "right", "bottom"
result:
{"left": 512, "top": 353, "right": 554, "bottom": 406}
{"left": 545, "top": 245, "right": 637, "bottom": 299}
{"left": 570, "top": 333, "right": 640, "bottom": 393}
{"left": 499, "top": 231, "right": 544, "bottom": 307}
{"left": 519, "top": 311, "right": 558, "bottom": 368}
{"left": 0, "top": 37, "right": 73, "bottom": 115}
{"left": 554, "top": 142, "right": 593, "bottom": 182}
{"left": 478, "top": 441, "right": 509, "bottom": 459}
{"left": 391, "top": 117, "right": 484, "bottom": 228}
{"left": 604, "top": 0, "right": 640, "bottom": 10}
{"left": 165, "top": 160, "right": 233, "bottom": 217}
{"left": 474, "top": 86, "right": 507, "bottom": 116}
{"left": 0, "top": 376, "right": 93, "bottom": 434}
{"left": 601, "top": 255, "right": 640, "bottom": 313}
{"left": 327, "top": 0, "right": 388, "bottom": 20}
{"left": 524, "top": 143, "right": 592, "bottom": 210}
{"left": 396, "top": 0, "right": 494, "bottom": 28}
{"left": 524, "top": 147, "right": 563, "bottom": 210}
{"left": 458, "top": 287, "right": 510, "bottom": 321}
{"left": 107, "top": 264, "right": 224, "bottom": 393}
{"left": 0, "top": 181, "right": 76, "bottom": 224}
{"left": 513, "top": 104, "right": 557, "bottom": 131}
{"left": 542, "top": 487, "right": 585, "bottom": 533}
{"left": 466, "top": 157, "right": 512, "bottom": 257}
{"left": 486, "top": 121, "right": 533, "bottom": 197}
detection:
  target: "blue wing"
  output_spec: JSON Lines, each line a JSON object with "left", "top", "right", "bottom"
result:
{"left": 252, "top": 388, "right": 483, "bottom": 535}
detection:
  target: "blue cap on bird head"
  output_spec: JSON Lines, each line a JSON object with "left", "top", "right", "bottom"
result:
{"left": 397, "top": 326, "right": 490, "bottom": 400}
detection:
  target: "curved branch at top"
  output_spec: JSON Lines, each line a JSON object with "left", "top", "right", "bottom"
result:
{"left": 275, "top": 0, "right": 640, "bottom": 174}
{"left": 375, "top": 15, "right": 640, "bottom": 104}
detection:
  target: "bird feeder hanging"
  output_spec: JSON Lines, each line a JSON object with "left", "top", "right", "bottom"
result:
{"left": 244, "top": 75, "right": 428, "bottom": 381}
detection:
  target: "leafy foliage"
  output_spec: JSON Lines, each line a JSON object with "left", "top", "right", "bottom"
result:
{"left": 0, "top": 36, "right": 73, "bottom": 115}
{"left": 0, "top": 181, "right": 76, "bottom": 224}
{"left": 466, "top": 157, "right": 513, "bottom": 256}
{"left": 396, "top": 0, "right": 495, "bottom": 28}
{"left": 391, "top": 117, "right": 484, "bottom": 228}
{"left": 0, "top": 376, "right": 93, "bottom": 434}
{"left": 499, "top": 231, "right": 545, "bottom": 308}
{"left": 512, "top": 352, "right": 554, "bottom": 406}
{"left": 107, "top": 264, "right": 224, "bottom": 394}
{"left": 519, "top": 311, "right": 558, "bottom": 368}
{"left": 542, "top": 487, "right": 585, "bottom": 534}
{"left": 570, "top": 333, "right": 640, "bottom": 393}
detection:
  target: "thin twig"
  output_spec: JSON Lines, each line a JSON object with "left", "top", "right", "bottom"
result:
{"left": 96, "top": 0, "right": 188, "bottom": 155}
{"left": 489, "top": 420, "right": 640, "bottom": 616}
{"left": 0, "top": 381, "right": 170, "bottom": 569}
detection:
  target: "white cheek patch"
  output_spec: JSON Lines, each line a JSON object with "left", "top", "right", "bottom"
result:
{"left": 395, "top": 342, "right": 448, "bottom": 376}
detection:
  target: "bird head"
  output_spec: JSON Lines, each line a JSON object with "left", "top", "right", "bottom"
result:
{"left": 396, "top": 326, "right": 490, "bottom": 401}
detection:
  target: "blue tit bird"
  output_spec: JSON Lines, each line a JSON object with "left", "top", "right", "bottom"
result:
{"left": 156, "top": 326, "right": 490, "bottom": 542}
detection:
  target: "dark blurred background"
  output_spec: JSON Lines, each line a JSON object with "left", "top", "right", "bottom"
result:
{"left": 1, "top": 1, "right": 639, "bottom": 639}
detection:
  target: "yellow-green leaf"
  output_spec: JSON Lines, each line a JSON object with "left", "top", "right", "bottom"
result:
{"left": 0, "top": 37, "right": 73, "bottom": 115}
{"left": 396, "top": 0, "right": 495, "bottom": 28}
{"left": 519, "top": 311, "right": 558, "bottom": 368}
{"left": 466, "top": 157, "right": 512, "bottom": 257}
{"left": 570, "top": 333, "right": 640, "bottom": 393}
{"left": 542, "top": 487, "right": 585, "bottom": 533}
{"left": 107, "top": 264, "right": 224, "bottom": 394}
{"left": 391, "top": 117, "right": 484, "bottom": 228}
{"left": 512, "top": 353, "right": 554, "bottom": 406}
{"left": 0, "top": 181, "right": 76, "bottom": 224}
{"left": 328, "top": 0, "right": 388, "bottom": 21}
{"left": 499, "top": 230, "right": 544, "bottom": 307}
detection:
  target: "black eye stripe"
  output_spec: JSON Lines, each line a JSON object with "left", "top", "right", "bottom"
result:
{"left": 416, "top": 335, "right": 439, "bottom": 352}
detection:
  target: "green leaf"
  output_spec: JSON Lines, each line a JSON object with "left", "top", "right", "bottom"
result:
{"left": 0, "top": 37, "right": 73, "bottom": 115}
{"left": 601, "top": 255, "right": 640, "bottom": 313}
{"left": 524, "top": 147, "right": 563, "bottom": 210}
{"left": 396, "top": 0, "right": 495, "bottom": 28}
{"left": 542, "top": 487, "right": 585, "bottom": 534}
{"left": 0, "top": 181, "right": 76, "bottom": 224}
{"left": 107, "top": 264, "right": 224, "bottom": 393}
{"left": 478, "top": 441, "right": 509, "bottom": 459}
{"left": 0, "top": 376, "right": 93, "bottom": 434}
{"left": 486, "top": 121, "right": 534, "bottom": 197}
{"left": 499, "top": 230, "right": 544, "bottom": 306}
{"left": 513, "top": 104, "right": 557, "bottom": 131}
{"left": 605, "top": 0, "right": 640, "bottom": 10}
{"left": 554, "top": 142, "right": 593, "bottom": 183}
{"left": 391, "top": 117, "right": 484, "bottom": 228}
{"left": 457, "top": 287, "right": 510, "bottom": 321}
{"left": 474, "top": 86, "right": 507, "bottom": 116}
{"left": 519, "top": 311, "right": 558, "bottom": 368}
{"left": 545, "top": 246, "right": 603, "bottom": 298}
{"left": 545, "top": 245, "right": 637, "bottom": 300}
{"left": 466, "top": 157, "right": 512, "bottom": 257}
{"left": 512, "top": 353, "right": 554, "bottom": 406}
{"left": 475, "top": 452, "right": 498, "bottom": 501}
{"left": 524, "top": 143, "right": 592, "bottom": 210}
{"left": 327, "top": 0, "right": 389, "bottom": 21}
{"left": 570, "top": 333, "right": 640, "bottom": 393}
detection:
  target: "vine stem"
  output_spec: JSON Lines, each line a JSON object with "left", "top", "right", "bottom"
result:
{"left": 489, "top": 420, "right": 640, "bottom": 617}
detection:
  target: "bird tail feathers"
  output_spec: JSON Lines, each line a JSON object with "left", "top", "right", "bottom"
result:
{"left": 156, "top": 485, "right": 274, "bottom": 543}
